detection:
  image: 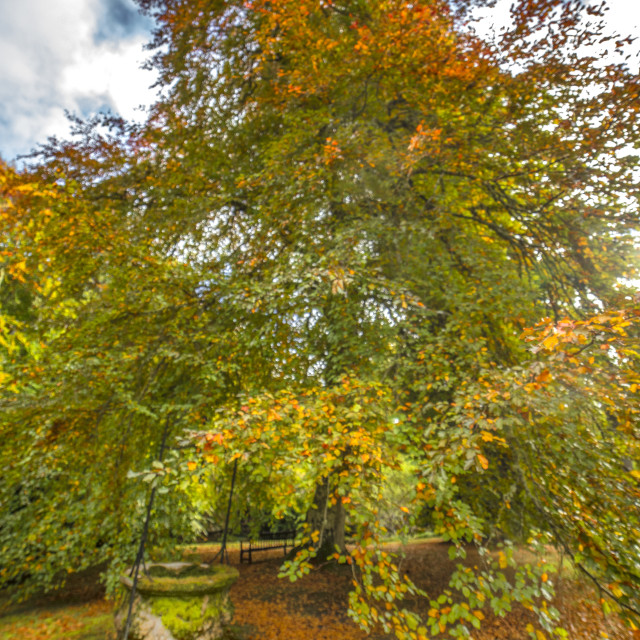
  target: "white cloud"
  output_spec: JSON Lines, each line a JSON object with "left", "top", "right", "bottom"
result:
{"left": 61, "top": 36, "right": 157, "bottom": 122}
{"left": 0, "top": 0, "right": 156, "bottom": 163}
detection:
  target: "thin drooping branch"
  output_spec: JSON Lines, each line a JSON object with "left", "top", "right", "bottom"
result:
{"left": 212, "top": 456, "right": 239, "bottom": 565}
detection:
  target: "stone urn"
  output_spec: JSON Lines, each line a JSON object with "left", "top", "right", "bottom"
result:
{"left": 114, "top": 562, "right": 239, "bottom": 640}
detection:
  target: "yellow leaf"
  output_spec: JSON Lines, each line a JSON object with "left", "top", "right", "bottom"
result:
{"left": 542, "top": 334, "right": 559, "bottom": 350}
{"left": 477, "top": 454, "right": 489, "bottom": 470}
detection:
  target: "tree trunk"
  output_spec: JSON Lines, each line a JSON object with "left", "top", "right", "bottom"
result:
{"left": 303, "top": 267, "right": 354, "bottom": 562}
{"left": 305, "top": 476, "right": 346, "bottom": 562}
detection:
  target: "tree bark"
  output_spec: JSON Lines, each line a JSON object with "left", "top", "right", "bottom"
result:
{"left": 306, "top": 476, "right": 347, "bottom": 562}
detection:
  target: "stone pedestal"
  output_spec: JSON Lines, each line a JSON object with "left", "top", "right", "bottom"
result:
{"left": 114, "top": 562, "right": 239, "bottom": 640}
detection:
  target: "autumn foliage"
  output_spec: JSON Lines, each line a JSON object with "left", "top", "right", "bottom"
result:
{"left": 1, "top": 0, "right": 640, "bottom": 638}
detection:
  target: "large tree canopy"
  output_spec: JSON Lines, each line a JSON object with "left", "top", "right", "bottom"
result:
{"left": 1, "top": 0, "right": 640, "bottom": 638}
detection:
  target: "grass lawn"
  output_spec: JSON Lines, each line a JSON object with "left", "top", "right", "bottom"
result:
{"left": 0, "top": 600, "right": 114, "bottom": 640}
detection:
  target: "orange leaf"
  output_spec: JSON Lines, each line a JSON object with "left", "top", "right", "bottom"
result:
{"left": 536, "top": 369, "right": 552, "bottom": 383}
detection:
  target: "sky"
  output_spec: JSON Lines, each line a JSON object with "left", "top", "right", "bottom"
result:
{"left": 0, "top": 0, "right": 156, "bottom": 163}
{"left": 0, "top": 0, "right": 639, "bottom": 164}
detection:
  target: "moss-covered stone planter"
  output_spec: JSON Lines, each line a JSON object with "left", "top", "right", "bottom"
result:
{"left": 114, "top": 562, "right": 239, "bottom": 640}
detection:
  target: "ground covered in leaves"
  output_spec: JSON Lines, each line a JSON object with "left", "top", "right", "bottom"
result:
{"left": 217, "top": 541, "right": 635, "bottom": 640}
{"left": 0, "top": 540, "right": 635, "bottom": 639}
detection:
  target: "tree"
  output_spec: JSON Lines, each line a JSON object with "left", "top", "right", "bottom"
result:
{"left": 1, "top": 0, "right": 640, "bottom": 637}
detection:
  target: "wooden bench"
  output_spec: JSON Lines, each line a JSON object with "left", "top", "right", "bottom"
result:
{"left": 239, "top": 530, "right": 296, "bottom": 564}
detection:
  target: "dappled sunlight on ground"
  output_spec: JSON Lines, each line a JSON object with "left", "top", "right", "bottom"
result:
{"left": 0, "top": 541, "right": 635, "bottom": 640}
{"left": 226, "top": 540, "right": 636, "bottom": 640}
